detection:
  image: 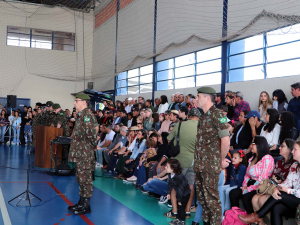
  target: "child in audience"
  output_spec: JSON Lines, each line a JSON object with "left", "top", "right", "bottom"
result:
{"left": 219, "top": 150, "right": 247, "bottom": 215}
{"left": 166, "top": 159, "right": 191, "bottom": 225}
{"left": 258, "top": 91, "right": 273, "bottom": 122}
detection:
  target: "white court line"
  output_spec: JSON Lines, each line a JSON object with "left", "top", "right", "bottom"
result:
{"left": 0, "top": 187, "right": 12, "bottom": 225}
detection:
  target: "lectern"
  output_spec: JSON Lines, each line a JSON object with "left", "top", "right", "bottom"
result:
{"left": 34, "top": 125, "right": 63, "bottom": 168}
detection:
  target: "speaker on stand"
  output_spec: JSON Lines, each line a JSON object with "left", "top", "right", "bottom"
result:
{"left": 7, "top": 95, "right": 17, "bottom": 108}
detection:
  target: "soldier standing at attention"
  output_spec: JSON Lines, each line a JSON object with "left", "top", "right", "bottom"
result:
{"left": 68, "top": 93, "right": 98, "bottom": 215}
{"left": 194, "top": 87, "right": 231, "bottom": 225}
{"left": 52, "top": 103, "right": 71, "bottom": 162}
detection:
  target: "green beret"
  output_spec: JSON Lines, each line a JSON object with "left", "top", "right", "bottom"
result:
{"left": 197, "top": 87, "right": 216, "bottom": 94}
{"left": 75, "top": 93, "right": 90, "bottom": 100}
{"left": 52, "top": 103, "right": 61, "bottom": 109}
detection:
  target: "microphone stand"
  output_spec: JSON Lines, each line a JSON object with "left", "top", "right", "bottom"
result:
{"left": 8, "top": 108, "right": 46, "bottom": 206}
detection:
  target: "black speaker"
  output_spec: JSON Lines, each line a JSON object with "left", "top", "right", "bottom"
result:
{"left": 7, "top": 95, "right": 17, "bottom": 108}
{"left": 55, "top": 163, "right": 73, "bottom": 176}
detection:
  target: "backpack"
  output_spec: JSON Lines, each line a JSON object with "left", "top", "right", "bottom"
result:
{"left": 222, "top": 207, "right": 249, "bottom": 225}
{"left": 167, "top": 122, "right": 182, "bottom": 157}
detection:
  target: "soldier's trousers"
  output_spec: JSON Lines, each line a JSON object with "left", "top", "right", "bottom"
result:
{"left": 195, "top": 172, "right": 222, "bottom": 225}
{"left": 76, "top": 160, "right": 93, "bottom": 198}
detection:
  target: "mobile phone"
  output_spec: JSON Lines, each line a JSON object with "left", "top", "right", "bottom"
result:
{"left": 270, "top": 178, "right": 282, "bottom": 190}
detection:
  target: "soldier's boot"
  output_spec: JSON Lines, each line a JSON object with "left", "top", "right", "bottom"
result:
{"left": 68, "top": 196, "right": 83, "bottom": 212}
{"left": 73, "top": 197, "right": 91, "bottom": 215}
{"left": 203, "top": 222, "right": 210, "bottom": 225}
{"left": 91, "top": 171, "right": 95, "bottom": 181}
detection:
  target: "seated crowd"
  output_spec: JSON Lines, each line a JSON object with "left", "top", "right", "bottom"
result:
{"left": 91, "top": 82, "right": 300, "bottom": 225}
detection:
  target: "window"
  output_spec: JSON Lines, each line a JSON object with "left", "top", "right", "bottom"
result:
{"left": 7, "top": 26, "right": 75, "bottom": 51}
{"left": 116, "top": 65, "right": 153, "bottom": 96}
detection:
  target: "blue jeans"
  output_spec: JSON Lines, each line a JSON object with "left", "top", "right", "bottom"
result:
{"left": 219, "top": 185, "right": 237, "bottom": 215}
{"left": 13, "top": 126, "right": 20, "bottom": 144}
{"left": 143, "top": 179, "right": 168, "bottom": 196}
{"left": 96, "top": 147, "right": 107, "bottom": 164}
{"left": 0, "top": 125, "right": 6, "bottom": 142}
{"left": 136, "top": 162, "right": 147, "bottom": 185}
{"left": 193, "top": 199, "right": 203, "bottom": 223}
{"left": 218, "top": 170, "right": 226, "bottom": 215}
{"left": 24, "top": 125, "right": 32, "bottom": 143}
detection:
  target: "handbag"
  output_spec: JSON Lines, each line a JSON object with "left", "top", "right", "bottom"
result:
{"left": 168, "top": 122, "right": 182, "bottom": 157}
{"left": 257, "top": 178, "right": 276, "bottom": 195}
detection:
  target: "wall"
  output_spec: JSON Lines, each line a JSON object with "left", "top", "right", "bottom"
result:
{"left": 0, "top": 2, "right": 94, "bottom": 110}
{"left": 115, "top": 75, "right": 299, "bottom": 110}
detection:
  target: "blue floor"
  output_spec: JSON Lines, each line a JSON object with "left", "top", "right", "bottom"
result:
{"left": 0, "top": 145, "right": 154, "bottom": 225}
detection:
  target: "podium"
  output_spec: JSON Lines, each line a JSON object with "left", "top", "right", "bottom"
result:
{"left": 34, "top": 126, "right": 63, "bottom": 169}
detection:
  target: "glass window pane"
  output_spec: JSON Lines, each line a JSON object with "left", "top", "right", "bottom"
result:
{"left": 53, "top": 44, "right": 74, "bottom": 51}
{"left": 140, "top": 83, "right": 152, "bottom": 93}
{"left": 32, "top": 35, "right": 52, "bottom": 43}
{"left": 140, "top": 74, "right": 152, "bottom": 84}
{"left": 53, "top": 37, "right": 75, "bottom": 45}
{"left": 157, "top": 59, "right": 174, "bottom": 71}
{"left": 7, "top": 26, "right": 30, "bottom": 34}
{"left": 175, "top": 53, "right": 195, "bottom": 67}
{"left": 175, "top": 77, "right": 195, "bottom": 89}
{"left": 229, "top": 50, "right": 263, "bottom": 69}
{"left": 197, "top": 46, "right": 221, "bottom": 62}
{"left": 157, "top": 69, "right": 173, "bottom": 81}
{"left": 175, "top": 65, "right": 195, "bottom": 78}
{"left": 54, "top": 31, "right": 75, "bottom": 39}
{"left": 118, "top": 72, "right": 127, "bottom": 80}
{"left": 7, "top": 33, "right": 30, "bottom": 40}
{"left": 230, "top": 35, "right": 263, "bottom": 55}
{"left": 128, "top": 77, "right": 139, "bottom": 86}
{"left": 128, "top": 68, "right": 139, "bottom": 78}
{"left": 157, "top": 80, "right": 174, "bottom": 91}
{"left": 128, "top": 86, "right": 139, "bottom": 95}
{"left": 140, "top": 64, "right": 153, "bottom": 75}
{"left": 32, "top": 41, "right": 52, "bottom": 49}
{"left": 32, "top": 29, "right": 52, "bottom": 37}
{"left": 267, "top": 42, "right": 300, "bottom": 63}
{"left": 117, "top": 88, "right": 127, "bottom": 95}
{"left": 7, "top": 39, "right": 30, "bottom": 47}
{"left": 267, "top": 24, "right": 300, "bottom": 46}
{"left": 196, "top": 72, "right": 221, "bottom": 86}
{"left": 229, "top": 65, "right": 264, "bottom": 82}
{"left": 117, "top": 80, "right": 127, "bottom": 88}
{"left": 267, "top": 59, "right": 300, "bottom": 78}
{"left": 197, "top": 59, "right": 221, "bottom": 74}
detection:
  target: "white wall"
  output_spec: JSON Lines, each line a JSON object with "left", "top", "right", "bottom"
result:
{"left": 0, "top": 2, "right": 94, "bottom": 109}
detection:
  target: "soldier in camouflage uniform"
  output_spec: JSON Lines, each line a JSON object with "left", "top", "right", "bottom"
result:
{"left": 68, "top": 93, "right": 98, "bottom": 215}
{"left": 52, "top": 103, "right": 71, "bottom": 161}
{"left": 39, "top": 101, "right": 54, "bottom": 126}
{"left": 32, "top": 106, "right": 43, "bottom": 146}
{"left": 194, "top": 87, "right": 230, "bottom": 225}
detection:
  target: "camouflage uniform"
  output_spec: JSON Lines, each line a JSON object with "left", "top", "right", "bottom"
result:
{"left": 48, "top": 112, "right": 56, "bottom": 126}
{"left": 69, "top": 108, "right": 98, "bottom": 198}
{"left": 39, "top": 111, "right": 50, "bottom": 126}
{"left": 55, "top": 109, "right": 71, "bottom": 160}
{"left": 194, "top": 104, "right": 229, "bottom": 225}
{"left": 32, "top": 112, "right": 42, "bottom": 145}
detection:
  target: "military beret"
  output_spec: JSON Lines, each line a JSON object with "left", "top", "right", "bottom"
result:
{"left": 46, "top": 101, "right": 54, "bottom": 107}
{"left": 197, "top": 87, "right": 216, "bottom": 94}
{"left": 75, "top": 93, "right": 90, "bottom": 100}
{"left": 188, "top": 108, "right": 201, "bottom": 117}
{"left": 52, "top": 103, "right": 61, "bottom": 110}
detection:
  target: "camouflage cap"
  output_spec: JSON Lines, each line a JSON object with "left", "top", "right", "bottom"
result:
{"left": 52, "top": 103, "right": 61, "bottom": 109}
{"left": 197, "top": 87, "right": 216, "bottom": 94}
{"left": 46, "top": 101, "right": 54, "bottom": 107}
{"left": 75, "top": 93, "right": 90, "bottom": 100}
{"left": 188, "top": 108, "right": 201, "bottom": 117}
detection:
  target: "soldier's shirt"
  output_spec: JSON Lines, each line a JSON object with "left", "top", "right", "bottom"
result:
{"left": 55, "top": 109, "right": 71, "bottom": 136}
{"left": 69, "top": 108, "right": 98, "bottom": 163}
{"left": 194, "top": 105, "right": 229, "bottom": 174}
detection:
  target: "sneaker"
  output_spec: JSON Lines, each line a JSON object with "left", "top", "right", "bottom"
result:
{"left": 96, "top": 163, "right": 103, "bottom": 168}
{"left": 164, "top": 210, "right": 177, "bottom": 218}
{"left": 185, "top": 212, "right": 191, "bottom": 218}
{"left": 168, "top": 200, "right": 173, "bottom": 208}
{"left": 141, "top": 187, "right": 148, "bottom": 194}
{"left": 103, "top": 171, "right": 112, "bottom": 176}
{"left": 169, "top": 219, "right": 179, "bottom": 225}
{"left": 127, "top": 176, "right": 137, "bottom": 181}
{"left": 177, "top": 221, "right": 185, "bottom": 225}
{"left": 16, "top": 143, "right": 19, "bottom": 146}
{"left": 159, "top": 196, "right": 168, "bottom": 204}
{"left": 11, "top": 142, "right": 15, "bottom": 145}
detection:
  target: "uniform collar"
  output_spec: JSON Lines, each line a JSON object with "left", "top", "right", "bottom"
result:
{"left": 203, "top": 105, "right": 216, "bottom": 116}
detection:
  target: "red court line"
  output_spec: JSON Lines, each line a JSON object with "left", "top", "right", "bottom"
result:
{"left": 46, "top": 182, "right": 95, "bottom": 225}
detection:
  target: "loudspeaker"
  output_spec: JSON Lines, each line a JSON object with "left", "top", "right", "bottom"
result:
{"left": 7, "top": 95, "right": 17, "bottom": 108}
{"left": 55, "top": 163, "right": 73, "bottom": 176}
{"left": 88, "top": 82, "right": 93, "bottom": 89}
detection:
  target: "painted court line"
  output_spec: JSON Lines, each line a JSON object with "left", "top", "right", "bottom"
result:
{"left": 0, "top": 187, "right": 12, "bottom": 225}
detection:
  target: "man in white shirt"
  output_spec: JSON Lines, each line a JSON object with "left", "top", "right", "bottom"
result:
{"left": 96, "top": 124, "right": 115, "bottom": 167}
{"left": 125, "top": 97, "right": 133, "bottom": 113}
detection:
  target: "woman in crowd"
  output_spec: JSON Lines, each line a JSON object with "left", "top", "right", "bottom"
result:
{"left": 168, "top": 94, "right": 175, "bottom": 110}
{"left": 230, "top": 110, "right": 252, "bottom": 150}
{"left": 158, "top": 111, "right": 172, "bottom": 134}
{"left": 140, "top": 109, "right": 146, "bottom": 121}
{"left": 23, "top": 111, "right": 33, "bottom": 144}
{"left": 272, "top": 89, "right": 288, "bottom": 114}
{"left": 0, "top": 110, "right": 8, "bottom": 144}
{"left": 185, "top": 94, "right": 196, "bottom": 110}
{"left": 144, "top": 108, "right": 154, "bottom": 132}
{"left": 239, "top": 140, "right": 300, "bottom": 225}
{"left": 145, "top": 99, "right": 154, "bottom": 113}
{"left": 279, "top": 111, "right": 299, "bottom": 143}
{"left": 158, "top": 95, "right": 169, "bottom": 114}
{"left": 225, "top": 93, "right": 235, "bottom": 120}
{"left": 127, "top": 112, "right": 133, "bottom": 128}
{"left": 152, "top": 113, "right": 160, "bottom": 131}
{"left": 229, "top": 135, "right": 274, "bottom": 214}
{"left": 11, "top": 111, "right": 22, "bottom": 145}
{"left": 258, "top": 91, "right": 273, "bottom": 122}
{"left": 260, "top": 108, "right": 281, "bottom": 152}
{"left": 251, "top": 138, "right": 295, "bottom": 218}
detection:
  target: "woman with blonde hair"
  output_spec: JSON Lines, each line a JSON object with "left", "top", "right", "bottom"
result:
{"left": 258, "top": 91, "right": 273, "bottom": 122}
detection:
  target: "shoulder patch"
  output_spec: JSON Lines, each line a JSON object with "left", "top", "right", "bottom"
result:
{"left": 219, "top": 117, "right": 227, "bottom": 123}
{"left": 60, "top": 113, "right": 64, "bottom": 115}
{"left": 84, "top": 117, "right": 90, "bottom": 122}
